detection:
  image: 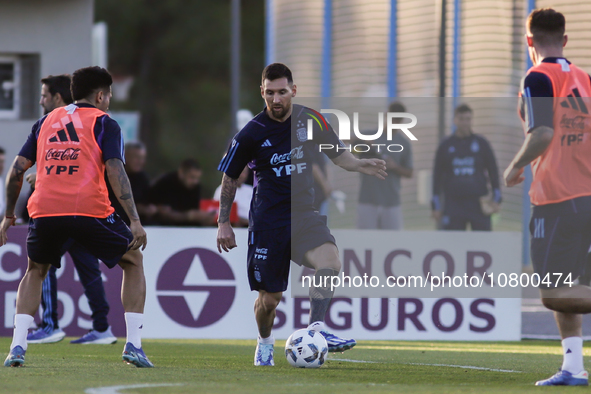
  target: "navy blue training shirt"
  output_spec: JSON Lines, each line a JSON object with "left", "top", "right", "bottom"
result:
{"left": 431, "top": 133, "right": 501, "bottom": 211}
{"left": 218, "top": 104, "right": 345, "bottom": 231}
{"left": 520, "top": 58, "right": 591, "bottom": 132}
{"left": 18, "top": 103, "right": 125, "bottom": 165}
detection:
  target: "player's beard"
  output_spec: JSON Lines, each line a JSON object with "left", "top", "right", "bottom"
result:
{"left": 271, "top": 104, "right": 289, "bottom": 120}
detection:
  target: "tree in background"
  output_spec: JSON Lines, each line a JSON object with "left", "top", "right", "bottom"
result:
{"left": 95, "top": 0, "right": 264, "bottom": 195}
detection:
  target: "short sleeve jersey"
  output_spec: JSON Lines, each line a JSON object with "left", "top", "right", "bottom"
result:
{"left": 19, "top": 103, "right": 124, "bottom": 218}
{"left": 19, "top": 104, "right": 124, "bottom": 165}
{"left": 519, "top": 58, "right": 591, "bottom": 132}
{"left": 519, "top": 57, "right": 591, "bottom": 205}
{"left": 218, "top": 104, "right": 344, "bottom": 230}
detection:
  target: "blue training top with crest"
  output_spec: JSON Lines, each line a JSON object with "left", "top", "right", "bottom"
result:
{"left": 218, "top": 104, "right": 344, "bottom": 231}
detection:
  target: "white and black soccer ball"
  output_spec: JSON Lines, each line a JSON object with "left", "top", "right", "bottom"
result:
{"left": 285, "top": 329, "right": 328, "bottom": 368}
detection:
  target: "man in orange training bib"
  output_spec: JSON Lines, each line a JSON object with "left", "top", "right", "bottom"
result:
{"left": 505, "top": 8, "right": 591, "bottom": 386}
{"left": 1, "top": 66, "right": 153, "bottom": 368}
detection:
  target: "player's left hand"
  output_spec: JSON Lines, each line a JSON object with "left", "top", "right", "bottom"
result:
{"left": 128, "top": 221, "right": 148, "bottom": 251}
{"left": 358, "top": 158, "right": 387, "bottom": 180}
{"left": 504, "top": 164, "right": 524, "bottom": 187}
{"left": 0, "top": 216, "right": 16, "bottom": 247}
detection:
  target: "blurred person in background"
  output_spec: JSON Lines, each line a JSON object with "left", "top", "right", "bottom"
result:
{"left": 311, "top": 150, "right": 332, "bottom": 216}
{"left": 431, "top": 103, "right": 501, "bottom": 231}
{"left": 108, "top": 141, "right": 156, "bottom": 224}
{"left": 356, "top": 102, "right": 413, "bottom": 230}
{"left": 148, "top": 158, "right": 215, "bottom": 226}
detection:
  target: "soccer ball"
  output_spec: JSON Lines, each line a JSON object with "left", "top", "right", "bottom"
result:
{"left": 285, "top": 329, "right": 328, "bottom": 368}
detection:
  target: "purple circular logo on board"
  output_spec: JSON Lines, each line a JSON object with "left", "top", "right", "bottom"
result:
{"left": 156, "top": 248, "right": 236, "bottom": 327}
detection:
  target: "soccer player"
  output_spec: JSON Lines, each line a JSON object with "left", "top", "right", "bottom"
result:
{"left": 1, "top": 66, "right": 153, "bottom": 368}
{"left": 216, "top": 63, "right": 387, "bottom": 366}
{"left": 26, "top": 74, "right": 116, "bottom": 345}
{"left": 431, "top": 104, "right": 501, "bottom": 230}
{"left": 505, "top": 8, "right": 591, "bottom": 386}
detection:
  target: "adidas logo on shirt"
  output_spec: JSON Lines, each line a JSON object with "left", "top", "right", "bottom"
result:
{"left": 261, "top": 139, "right": 272, "bottom": 147}
{"left": 559, "top": 88, "right": 589, "bottom": 114}
{"left": 48, "top": 122, "right": 80, "bottom": 143}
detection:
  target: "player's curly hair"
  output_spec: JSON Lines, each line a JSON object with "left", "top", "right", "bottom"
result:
{"left": 71, "top": 66, "right": 112, "bottom": 101}
{"left": 527, "top": 8, "right": 565, "bottom": 47}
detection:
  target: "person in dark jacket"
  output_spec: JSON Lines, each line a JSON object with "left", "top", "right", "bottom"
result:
{"left": 431, "top": 104, "right": 501, "bottom": 230}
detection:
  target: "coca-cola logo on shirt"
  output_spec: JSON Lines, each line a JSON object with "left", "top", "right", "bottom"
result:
{"left": 560, "top": 114, "right": 587, "bottom": 130}
{"left": 45, "top": 148, "right": 81, "bottom": 161}
{"left": 270, "top": 146, "right": 304, "bottom": 165}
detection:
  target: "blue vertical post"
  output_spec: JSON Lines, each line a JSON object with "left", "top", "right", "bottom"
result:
{"left": 522, "top": 0, "right": 535, "bottom": 267}
{"left": 230, "top": 0, "right": 241, "bottom": 138}
{"left": 388, "top": 0, "right": 397, "bottom": 98}
{"left": 452, "top": 0, "right": 460, "bottom": 109}
{"left": 265, "top": 0, "right": 275, "bottom": 65}
{"left": 322, "top": 0, "right": 332, "bottom": 102}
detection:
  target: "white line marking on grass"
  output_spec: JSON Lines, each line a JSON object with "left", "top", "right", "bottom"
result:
{"left": 331, "top": 358, "right": 521, "bottom": 373}
{"left": 522, "top": 334, "right": 591, "bottom": 341}
{"left": 85, "top": 383, "right": 184, "bottom": 394}
{"left": 408, "top": 363, "right": 521, "bottom": 373}
{"left": 330, "top": 358, "right": 378, "bottom": 364}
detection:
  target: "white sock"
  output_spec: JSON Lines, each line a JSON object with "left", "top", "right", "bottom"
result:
{"left": 258, "top": 335, "right": 274, "bottom": 345}
{"left": 561, "top": 336, "right": 584, "bottom": 374}
{"left": 124, "top": 312, "right": 143, "bottom": 349}
{"left": 307, "top": 321, "right": 325, "bottom": 332}
{"left": 11, "top": 314, "right": 34, "bottom": 351}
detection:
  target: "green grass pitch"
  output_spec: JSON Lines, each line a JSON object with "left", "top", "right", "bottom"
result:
{"left": 0, "top": 338, "right": 584, "bottom": 393}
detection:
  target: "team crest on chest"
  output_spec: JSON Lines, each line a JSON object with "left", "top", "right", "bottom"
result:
{"left": 296, "top": 127, "right": 308, "bottom": 142}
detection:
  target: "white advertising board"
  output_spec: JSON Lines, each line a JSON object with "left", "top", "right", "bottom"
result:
{"left": 141, "top": 228, "right": 521, "bottom": 341}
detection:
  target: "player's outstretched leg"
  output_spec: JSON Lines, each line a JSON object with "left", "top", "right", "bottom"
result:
{"left": 536, "top": 312, "right": 588, "bottom": 386}
{"left": 5, "top": 259, "right": 50, "bottom": 367}
{"left": 253, "top": 291, "right": 280, "bottom": 366}
{"left": 536, "top": 370, "right": 589, "bottom": 386}
{"left": 536, "top": 290, "right": 591, "bottom": 385}
{"left": 118, "top": 250, "right": 153, "bottom": 368}
{"left": 306, "top": 244, "right": 356, "bottom": 352}
{"left": 4, "top": 345, "right": 26, "bottom": 367}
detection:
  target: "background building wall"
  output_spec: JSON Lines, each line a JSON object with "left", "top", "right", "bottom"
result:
{"left": 270, "top": 0, "right": 591, "bottom": 231}
{"left": 0, "top": 0, "right": 93, "bottom": 162}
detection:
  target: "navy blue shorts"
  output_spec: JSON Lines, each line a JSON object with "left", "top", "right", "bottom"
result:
{"left": 27, "top": 213, "right": 132, "bottom": 269}
{"left": 442, "top": 198, "right": 491, "bottom": 231}
{"left": 530, "top": 196, "right": 591, "bottom": 288}
{"left": 247, "top": 211, "right": 336, "bottom": 293}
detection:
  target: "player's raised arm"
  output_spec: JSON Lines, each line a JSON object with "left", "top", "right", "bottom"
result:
{"left": 216, "top": 173, "right": 239, "bottom": 253}
{"left": 0, "top": 156, "right": 33, "bottom": 246}
{"left": 504, "top": 125, "right": 554, "bottom": 187}
{"left": 331, "top": 151, "right": 387, "bottom": 180}
{"left": 105, "top": 158, "right": 147, "bottom": 251}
